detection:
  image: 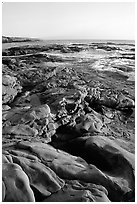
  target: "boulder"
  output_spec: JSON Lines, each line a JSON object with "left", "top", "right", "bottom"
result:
{"left": 2, "top": 104, "right": 56, "bottom": 143}
{"left": 2, "top": 162, "right": 35, "bottom": 202}
{"left": 11, "top": 141, "right": 125, "bottom": 201}
{"left": 89, "top": 139, "right": 134, "bottom": 194}
{"left": 2, "top": 41, "right": 135, "bottom": 202}
{"left": 10, "top": 151, "right": 65, "bottom": 198}
{"left": 85, "top": 136, "right": 135, "bottom": 169}
{"left": 2, "top": 74, "right": 22, "bottom": 104}
{"left": 67, "top": 136, "right": 135, "bottom": 194}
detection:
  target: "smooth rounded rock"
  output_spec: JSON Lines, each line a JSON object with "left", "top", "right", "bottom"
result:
{"left": 2, "top": 162, "right": 35, "bottom": 202}
{"left": 11, "top": 152, "right": 65, "bottom": 198}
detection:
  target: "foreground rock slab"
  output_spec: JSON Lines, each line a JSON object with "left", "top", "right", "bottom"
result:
{"left": 51, "top": 135, "right": 135, "bottom": 200}
{"left": 2, "top": 140, "right": 134, "bottom": 202}
{"left": 44, "top": 181, "right": 110, "bottom": 202}
{"left": 2, "top": 162, "right": 35, "bottom": 202}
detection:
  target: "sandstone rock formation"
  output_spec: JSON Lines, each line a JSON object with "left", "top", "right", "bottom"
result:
{"left": 2, "top": 162, "right": 35, "bottom": 202}
{"left": 2, "top": 40, "right": 135, "bottom": 202}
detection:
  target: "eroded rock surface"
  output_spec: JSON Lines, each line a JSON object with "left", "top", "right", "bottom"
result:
{"left": 3, "top": 104, "right": 56, "bottom": 143}
{"left": 2, "top": 40, "right": 135, "bottom": 202}
{"left": 2, "top": 162, "right": 35, "bottom": 202}
{"left": 44, "top": 181, "right": 111, "bottom": 202}
{"left": 2, "top": 74, "right": 22, "bottom": 104}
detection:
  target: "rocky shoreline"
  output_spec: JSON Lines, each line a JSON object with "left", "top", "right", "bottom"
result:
{"left": 2, "top": 39, "right": 135, "bottom": 202}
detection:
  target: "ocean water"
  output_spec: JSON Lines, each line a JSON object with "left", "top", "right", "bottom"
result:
{"left": 2, "top": 39, "right": 135, "bottom": 50}
{"left": 41, "top": 39, "right": 135, "bottom": 45}
{"left": 2, "top": 39, "right": 135, "bottom": 82}
{"left": 40, "top": 39, "right": 135, "bottom": 82}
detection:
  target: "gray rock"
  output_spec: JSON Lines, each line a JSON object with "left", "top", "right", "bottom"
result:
{"left": 12, "top": 141, "right": 125, "bottom": 201}
{"left": 10, "top": 151, "right": 65, "bottom": 197}
{"left": 2, "top": 75, "right": 22, "bottom": 104}
{"left": 84, "top": 136, "right": 135, "bottom": 193}
{"left": 2, "top": 162, "right": 35, "bottom": 202}
{"left": 44, "top": 181, "right": 110, "bottom": 202}
{"left": 2, "top": 104, "right": 56, "bottom": 143}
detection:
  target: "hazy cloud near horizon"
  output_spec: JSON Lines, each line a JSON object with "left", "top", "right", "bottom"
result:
{"left": 2, "top": 2, "right": 135, "bottom": 40}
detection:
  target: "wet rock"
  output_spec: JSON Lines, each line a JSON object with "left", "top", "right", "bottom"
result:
{"left": 2, "top": 162, "right": 35, "bottom": 202}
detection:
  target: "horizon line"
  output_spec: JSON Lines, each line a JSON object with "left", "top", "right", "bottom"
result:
{"left": 2, "top": 35, "right": 135, "bottom": 41}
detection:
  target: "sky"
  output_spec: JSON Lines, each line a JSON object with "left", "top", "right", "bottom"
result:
{"left": 2, "top": 2, "right": 135, "bottom": 40}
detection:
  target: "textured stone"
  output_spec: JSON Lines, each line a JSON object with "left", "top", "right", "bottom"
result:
{"left": 2, "top": 162, "right": 35, "bottom": 202}
{"left": 3, "top": 124, "right": 38, "bottom": 136}
{"left": 116, "top": 95, "right": 135, "bottom": 109}
{"left": 44, "top": 181, "right": 110, "bottom": 202}
{"left": 2, "top": 74, "right": 22, "bottom": 104}
{"left": 3, "top": 104, "right": 56, "bottom": 142}
{"left": 70, "top": 136, "right": 135, "bottom": 193}
{"left": 10, "top": 151, "right": 65, "bottom": 197}
{"left": 2, "top": 105, "right": 11, "bottom": 111}
{"left": 11, "top": 141, "right": 125, "bottom": 201}
{"left": 2, "top": 154, "right": 13, "bottom": 163}
{"left": 86, "top": 87, "right": 135, "bottom": 110}
{"left": 2, "top": 40, "right": 135, "bottom": 202}
{"left": 74, "top": 111, "right": 104, "bottom": 134}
